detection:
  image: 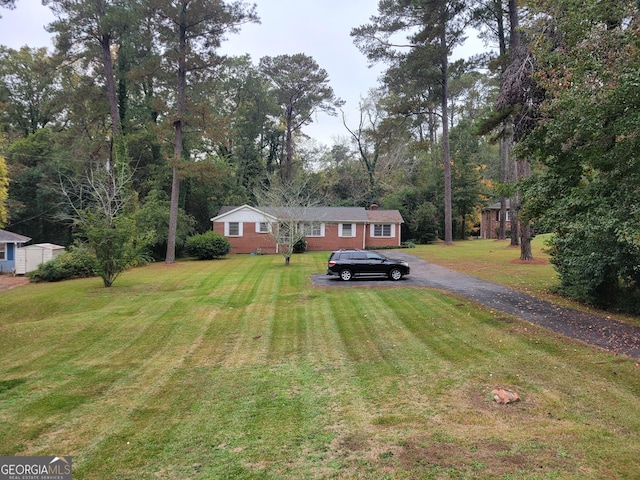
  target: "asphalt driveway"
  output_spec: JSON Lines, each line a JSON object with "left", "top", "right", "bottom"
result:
{"left": 311, "top": 252, "right": 640, "bottom": 359}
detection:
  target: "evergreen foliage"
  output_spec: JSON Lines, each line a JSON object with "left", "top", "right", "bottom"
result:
{"left": 0, "top": 153, "right": 7, "bottom": 228}
{"left": 2, "top": 1, "right": 638, "bottom": 310}
{"left": 185, "top": 230, "right": 231, "bottom": 260}
{"left": 519, "top": 1, "right": 640, "bottom": 313}
{"left": 292, "top": 237, "right": 307, "bottom": 254}
{"left": 135, "top": 190, "right": 196, "bottom": 260}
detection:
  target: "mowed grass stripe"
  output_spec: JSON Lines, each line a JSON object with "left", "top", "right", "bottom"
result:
{"left": 1, "top": 294, "right": 217, "bottom": 456}
{"left": 2, "top": 251, "right": 640, "bottom": 478}
{"left": 0, "top": 285, "right": 190, "bottom": 427}
{"left": 379, "top": 287, "right": 507, "bottom": 364}
{"left": 67, "top": 261, "right": 342, "bottom": 477}
{"left": 303, "top": 290, "right": 350, "bottom": 366}
{"left": 219, "top": 262, "right": 281, "bottom": 367}
{"left": 92, "top": 362, "right": 336, "bottom": 479}
{"left": 65, "top": 305, "right": 222, "bottom": 476}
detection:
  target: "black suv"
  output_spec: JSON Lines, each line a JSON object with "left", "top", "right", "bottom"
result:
{"left": 327, "top": 249, "right": 410, "bottom": 281}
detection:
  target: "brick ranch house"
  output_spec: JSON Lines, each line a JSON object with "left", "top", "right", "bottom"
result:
{"left": 211, "top": 205, "right": 404, "bottom": 254}
{"left": 480, "top": 200, "right": 512, "bottom": 239}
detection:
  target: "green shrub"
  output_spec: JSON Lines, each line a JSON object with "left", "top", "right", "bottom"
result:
{"left": 293, "top": 237, "right": 307, "bottom": 253}
{"left": 185, "top": 231, "right": 231, "bottom": 260}
{"left": 28, "top": 244, "right": 98, "bottom": 282}
{"left": 547, "top": 231, "right": 640, "bottom": 313}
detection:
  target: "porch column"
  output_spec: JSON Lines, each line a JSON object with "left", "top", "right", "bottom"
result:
{"left": 362, "top": 224, "right": 367, "bottom": 249}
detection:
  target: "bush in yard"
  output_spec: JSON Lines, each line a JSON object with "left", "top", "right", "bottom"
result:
{"left": 28, "top": 243, "right": 98, "bottom": 282}
{"left": 546, "top": 227, "right": 640, "bottom": 313}
{"left": 293, "top": 237, "right": 307, "bottom": 253}
{"left": 77, "top": 211, "right": 154, "bottom": 288}
{"left": 185, "top": 231, "right": 230, "bottom": 260}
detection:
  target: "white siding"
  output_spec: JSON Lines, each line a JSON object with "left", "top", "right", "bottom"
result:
{"left": 16, "top": 244, "right": 65, "bottom": 274}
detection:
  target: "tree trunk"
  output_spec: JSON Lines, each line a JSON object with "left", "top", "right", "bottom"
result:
{"left": 166, "top": 165, "right": 180, "bottom": 264}
{"left": 509, "top": 153, "right": 519, "bottom": 245}
{"left": 508, "top": 0, "right": 521, "bottom": 50}
{"left": 518, "top": 158, "right": 533, "bottom": 260}
{"left": 510, "top": 194, "right": 520, "bottom": 246}
{"left": 97, "top": 0, "right": 121, "bottom": 169}
{"left": 500, "top": 119, "right": 513, "bottom": 239}
{"left": 100, "top": 34, "right": 120, "bottom": 142}
{"left": 519, "top": 222, "right": 533, "bottom": 260}
{"left": 440, "top": 27, "right": 453, "bottom": 245}
{"left": 166, "top": 14, "right": 187, "bottom": 264}
{"left": 496, "top": 0, "right": 509, "bottom": 240}
{"left": 284, "top": 107, "right": 293, "bottom": 181}
{"left": 507, "top": 0, "right": 522, "bottom": 247}
{"left": 508, "top": 1, "right": 531, "bottom": 259}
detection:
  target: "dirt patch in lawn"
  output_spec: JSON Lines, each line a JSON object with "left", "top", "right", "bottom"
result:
{"left": 0, "top": 275, "right": 30, "bottom": 291}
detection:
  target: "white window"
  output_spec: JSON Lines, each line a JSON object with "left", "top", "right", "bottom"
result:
{"left": 226, "top": 222, "right": 242, "bottom": 236}
{"left": 372, "top": 224, "right": 393, "bottom": 237}
{"left": 256, "top": 222, "right": 270, "bottom": 233}
{"left": 302, "top": 222, "right": 324, "bottom": 237}
{"left": 339, "top": 223, "right": 355, "bottom": 237}
{"left": 0, "top": 243, "right": 5, "bottom": 261}
{"left": 277, "top": 223, "right": 293, "bottom": 245}
{"left": 497, "top": 210, "right": 511, "bottom": 222}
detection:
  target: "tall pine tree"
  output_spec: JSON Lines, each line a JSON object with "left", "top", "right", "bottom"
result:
{"left": 352, "top": 0, "right": 472, "bottom": 244}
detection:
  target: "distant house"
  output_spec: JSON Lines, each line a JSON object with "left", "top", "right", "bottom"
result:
{"left": 211, "top": 204, "right": 404, "bottom": 254}
{"left": 0, "top": 229, "right": 31, "bottom": 273}
{"left": 480, "top": 200, "right": 512, "bottom": 239}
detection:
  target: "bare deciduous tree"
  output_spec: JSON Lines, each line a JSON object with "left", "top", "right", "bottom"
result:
{"left": 60, "top": 163, "right": 152, "bottom": 287}
{"left": 254, "top": 177, "right": 318, "bottom": 266}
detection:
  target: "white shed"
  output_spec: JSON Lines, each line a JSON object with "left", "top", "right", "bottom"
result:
{"left": 16, "top": 243, "right": 65, "bottom": 275}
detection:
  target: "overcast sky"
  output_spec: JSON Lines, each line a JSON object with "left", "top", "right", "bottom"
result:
{"left": 0, "top": 1, "right": 482, "bottom": 145}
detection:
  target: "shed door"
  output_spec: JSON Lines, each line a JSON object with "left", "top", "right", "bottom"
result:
{"left": 26, "top": 248, "right": 46, "bottom": 273}
{"left": 16, "top": 248, "right": 27, "bottom": 275}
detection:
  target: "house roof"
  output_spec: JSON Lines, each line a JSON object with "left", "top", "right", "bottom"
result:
{"left": 484, "top": 199, "right": 512, "bottom": 211}
{"left": 212, "top": 205, "right": 278, "bottom": 222}
{"left": 261, "top": 206, "right": 370, "bottom": 223}
{"left": 212, "top": 205, "right": 404, "bottom": 224}
{"left": 367, "top": 210, "right": 404, "bottom": 223}
{"left": 0, "top": 229, "right": 31, "bottom": 244}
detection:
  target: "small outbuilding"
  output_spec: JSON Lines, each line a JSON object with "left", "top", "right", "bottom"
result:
{"left": 16, "top": 243, "right": 65, "bottom": 275}
{"left": 0, "top": 229, "right": 31, "bottom": 274}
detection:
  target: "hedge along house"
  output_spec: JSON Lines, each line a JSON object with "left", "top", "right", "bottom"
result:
{"left": 211, "top": 205, "right": 404, "bottom": 254}
{"left": 0, "top": 229, "right": 31, "bottom": 274}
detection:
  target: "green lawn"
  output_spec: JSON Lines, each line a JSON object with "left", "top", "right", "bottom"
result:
{"left": 1, "top": 249, "right": 639, "bottom": 479}
{"left": 411, "top": 235, "right": 558, "bottom": 297}
{"left": 412, "top": 235, "right": 640, "bottom": 326}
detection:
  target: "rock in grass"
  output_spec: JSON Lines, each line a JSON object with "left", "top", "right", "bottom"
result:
{"left": 492, "top": 388, "right": 520, "bottom": 404}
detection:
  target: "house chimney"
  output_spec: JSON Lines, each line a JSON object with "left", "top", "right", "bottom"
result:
{"left": 369, "top": 203, "right": 379, "bottom": 210}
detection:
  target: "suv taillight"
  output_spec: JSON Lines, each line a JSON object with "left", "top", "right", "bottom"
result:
{"left": 328, "top": 260, "right": 336, "bottom": 267}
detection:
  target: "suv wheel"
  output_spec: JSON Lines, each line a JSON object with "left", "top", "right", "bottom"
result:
{"left": 389, "top": 268, "right": 403, "bottom": 281}
{"left": 340, "top": 269, "right": 353, "bottom": 281}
